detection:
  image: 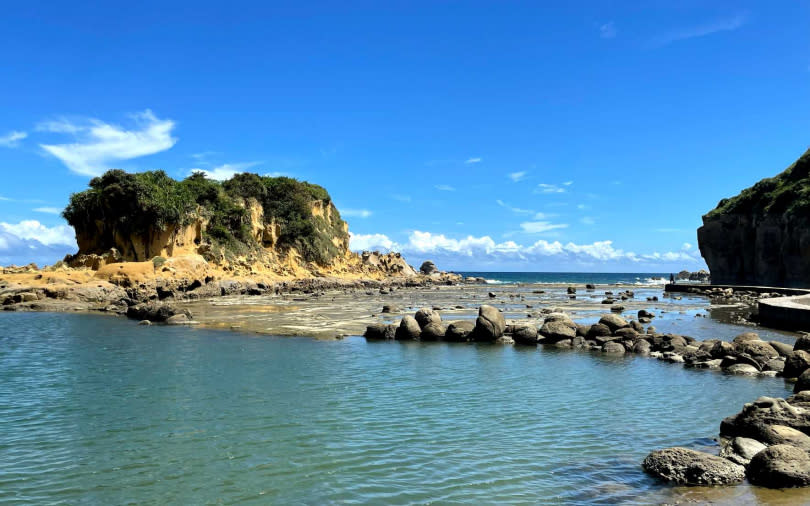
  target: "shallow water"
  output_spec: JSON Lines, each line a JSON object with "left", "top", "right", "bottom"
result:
{"left": 1, "top": 312, "right": 807, "bottom": 504}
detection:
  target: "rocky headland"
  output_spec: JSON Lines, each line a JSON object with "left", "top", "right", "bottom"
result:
{"left": 699, "top": 148, "right": 810, "bottom": 288}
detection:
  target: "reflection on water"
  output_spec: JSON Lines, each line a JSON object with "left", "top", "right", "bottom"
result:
{"left": 0, "top": 312, "right": 804, "bottom": 504}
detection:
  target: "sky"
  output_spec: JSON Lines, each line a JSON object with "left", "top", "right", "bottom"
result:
{"left": 1, "top": 1, "right": 808, "bottom": 271}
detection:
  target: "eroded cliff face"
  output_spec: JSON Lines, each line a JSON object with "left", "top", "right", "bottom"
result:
{"left": 698, "top": 148, "right": 810, "bottom": 288}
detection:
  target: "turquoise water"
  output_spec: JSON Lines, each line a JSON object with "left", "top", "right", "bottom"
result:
{"left": 0, "top": 312, "right": 794, "bottom": 504}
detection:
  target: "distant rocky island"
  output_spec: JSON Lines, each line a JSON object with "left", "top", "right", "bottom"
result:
{"left": 699, "top": 148, "right": 810, "bottom": 288}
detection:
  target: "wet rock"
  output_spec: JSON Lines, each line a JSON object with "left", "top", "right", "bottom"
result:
{"left": 630, "top": 320, "right": 644, "bottom": 333}
{"left": 414, "top": 308, "right": 441, "bottom": 329}
{"left": 364, "top": 323, "right": 396, "bottom": 340}
{"left": 747, "top": 444, "right": 810, "bottom": 488}
{"left": 513, "top": 325, "right": 539, "bottom": 345}
{"left": 575, "top": 323, "right": 590, "bottom": 337}
{"left": 795, "top": 335, "right": 810, "bottom": 352}
{"left": 166, "top": 313, "right": 191, "bottom": 325}
{"left": 474, "top": 305, "right": 505, "bottom": 341}
{"left": 445, "top": 320, "right": 475, "bottom": 342}
{"left": 603, "top": 342, "right": 626, "bottom": 354}
{"left": 421, "top": 322, "right": 446, "bottom": 341}
{"left": 540, "top": 320, "right": 577, "bottom": 342}
{"left": 614, "top": 327, "right": 639, "bottom": 340}
{"left": 758, "top": 425, "right": 810, "bottom": 452}
{"left": 721, "top": 396, "right": 810, "bottom": 440}
{"left": 126, "top": 302, "right": 183, "bottom": 323}
{"left": 566, "top": 286, "right": 576, "bottom": 294}
{"left": 633, "top": 339, "right": 651, "bottom": 355}
{"left": 710, "top": 340, "right": 735, "bottom": 359}
{"left": 764, "top": 358, "right": 786, "bottom": 374}
{"left": 396, "top": 315, "right": 421, "bottom": 340}
{"left": 642, "top": 447, "right": 745, "bottom": 485}
{"left": 725, "top": 363, "right": 760, "bottom": 375}
{"left": 735, "top": 340, "right": 779, "bottom": 365}
{"left": 795, "top": 369, "right": 810, "bottom": 393}
{"left": 784, "top": 350, "right": 810, "bottom": 378}
{"left": 495, "top": 335, "right": 515, "bottom": 345}
{"left": 137, "top": 320, "right": 152, "bottom": 326}
{"left": 770, "top": 341, "right": 794, "bottom": 358}
{"left": 586, "top": 323, "right": 611, "bottom": 339}
{"left": 720, "top": 437, "right": 767, "bottom": 466}
{"left": 638, "top": 309, "right": 655, "bottom": 319}
{"left": 598, "top": 314, "right": 629, "bottom": 332}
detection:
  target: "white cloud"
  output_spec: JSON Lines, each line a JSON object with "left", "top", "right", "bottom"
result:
{"left": 348, "top": 230, "right": 705, "bottom": 268}
{"left": 39, "top": 110, "right": 177, "bottom": 176}
{"left": 508, "top": 171, "right": 527, "bottom": 182}
{"left": 580, "top": 216, "right": 596, "bottom": 225}
{"left": 496, "top": 199, "right": 534, "bottom": 215}
{"left": 189, "top": 162, "right": 262, "bottom": 181}
{"left": 435, "top": 184, "right": 456, "bottom": 192}
{"left": 682, "top": 242, "right": 693, "bottom": 251}
{"left": 652, "top": 12, "right": 747, "bottom": 47}
{"left": 520, "top": 221, "right": 569, "bottom": 234}
{"left": 349, "top": 232, "right": 394, "bottom": 251}
{"left": 600, "top": 21, "right": 617, "bottom": 39}
{"left": 465, "top": 157, "right": 482, "bottom": 164}
{"left": 563, "top": 181, "right": 573, "bottom": 186}
{"left": 0, "top": 131, "right": 27, "bottom": 148}
{"left": 0, "top": 220, "right": 75, "bottom": 246}
{"left": 33, "top": 207, "right": 62, "bottom": 215}
{"left": 341, "top": 209, "right": 373, "bottom": 218}
{"left": 535, "top": 183, "right": 566, "bottom": 194}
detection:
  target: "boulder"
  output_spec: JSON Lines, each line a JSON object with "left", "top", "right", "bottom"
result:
{"left": 474, "top": 305, "right": 505, "bottom": 341}
{"left": 638, "top": 309, "right": 655, "bottom": 319}
{"left": 709, "top": 340, "right": 735, "bottom": 359}
{"left": 495, "top": 335, "right": 515, "bottom": 345}
{"left": 513, "top": 325, "right": 539, "bottom": 345}
{"left": 602, "top": 342, "right": 626, "bottom": 354}
{"left": 725, "top": 363, "right": 760, "bottom": 375}
{"left": 445, "top": 320, "right": 475, "bottom": 342}
{"left": 795, "top": 369, "right": 810, "bottom": 393}
{"left": 721, "top": 396, "right": 810, "bottom": 440}
{"left": 364, "top": 323, "right": 396, "bottom": 340}
{"left": 735, "top": 340, "right": 779, "bottom": 365}
{"left": 784, "top": 350, "right": 810, "bottom": 378}
{"left": 381, "top": 304, "right": 400, "bottom": 314}
{"left": 598, "top": 314, "right": 629, "bottom": 332}
{"left": 747, "top": 444, "right": 810, "bottom": 488}
{"left": 566, "top": 286, "right": 576, "bottom": 294}
{"left": 758, "top": 425, "right": 810, "bottom": 452}
{"left": 575, "top": 323, "right": 590, "bottom": 337}
{"left": 540, "top": 321, "right": 577, "bottom": 342}
{"left": 633, "top": 340, "right": 652, "bottom": 355}
{"left": 166, "top": 313, "right": 191, "bottom": 325}
{"left": 795, "top": 335, "right": 810, "bottom": 352}
{"left": 770, "top": 341, "right": 794, "bottom": 358}
{"left": 414, "top": 308, "right": 441, "bottom": 329}
{"left": 614, "top": 328, "right": 639, "bottom": 340}
{"left": 630, "top": 320, "right": 644, "bottom": 333}
{"left": 126, "top": 302, "right": 183, "bottom": 323}
{"left": 396, "top": 315, "right": 421, "bottom": 340}
{"left": 720, "top": 437, "right": 767, "bottom": 466}
{"left": 733, "top": 332, "right": 761, "bottom": 344}
{"left": 641, "top": 447, "right": 745, "bottom": 485}
{"left": 419, "top": 260, "right": 439, "bottom": 275}
{"left": 421, "top": 322, "right": 446, "bottom": 341}
{"left": 586, "top": 323, "right": 612, "bottom": 339}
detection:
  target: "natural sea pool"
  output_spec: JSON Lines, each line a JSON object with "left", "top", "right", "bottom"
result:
{"left": 2, "top": 312, "right": 808, "bottom": 504}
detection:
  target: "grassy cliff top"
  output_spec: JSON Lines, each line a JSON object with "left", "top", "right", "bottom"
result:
{"left": 705, "top": 148, "right": 810, "bottom": 219}
{"left": 63, "top": 170, "right": 348, "bottom": 265}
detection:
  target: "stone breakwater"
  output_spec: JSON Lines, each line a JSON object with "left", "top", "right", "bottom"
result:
{"left": 366, "top": 303, "right": 810, "bottom": 490}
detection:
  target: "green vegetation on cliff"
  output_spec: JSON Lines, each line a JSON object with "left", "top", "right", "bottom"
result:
{"left": 706, "top": 148, "right": 810, "bottom": 219}
{"left": 63, "top": 169, "right": 348, "bottom": 265}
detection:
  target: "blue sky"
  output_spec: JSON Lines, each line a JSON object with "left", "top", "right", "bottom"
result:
{"left": 1, "top": 1, "right": 808, "bottom": 271}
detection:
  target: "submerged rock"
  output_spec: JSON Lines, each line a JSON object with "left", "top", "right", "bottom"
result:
{"left": 642, "top": 447, "right": 745, "bottom": 485}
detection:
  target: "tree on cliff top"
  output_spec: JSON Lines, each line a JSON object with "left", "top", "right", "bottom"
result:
{"left": 62, "top": 169, "right": 348, "bottom": 265}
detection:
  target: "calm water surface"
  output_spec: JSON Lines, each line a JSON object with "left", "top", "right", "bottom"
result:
{"left": 0, "top": 313, "right": 799, "bottom": 504}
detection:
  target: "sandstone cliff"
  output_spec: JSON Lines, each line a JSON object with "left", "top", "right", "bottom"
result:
{"left": 698, "top": 148, "right": 810, "bottom": 287}
{"left": 60, "top": 169, "right": 426, "bottom": 281}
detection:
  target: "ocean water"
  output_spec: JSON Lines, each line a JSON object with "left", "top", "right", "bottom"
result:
{"left": 0, "top": 312, "right": 798, "bottom": 504}
{"left": 458, "top": 272, "right": 673, "bottom": 286}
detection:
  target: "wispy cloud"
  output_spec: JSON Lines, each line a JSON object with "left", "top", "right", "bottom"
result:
{"left": 600, "top": 21, "right": 617, "bottom": 39}
{"left": 33, "top": 207, "right": 62, "bottom": 215}
{"left": 341, "top": 208, "right": 373, "bottom": 218}
{"left": 535, "top": 183, "right": 567, "bottom": 194}
{"left": 520, "top": 221, "right": 569, "bottom": 234}
{"left": 0, "top": 131, "right": 27, "bottom": 148}
{"left": 391, "top": 194, "right": 412, "bottom": 202}
{"left": 189, "top": 162, "right": 262, "bottom": 181}
{"left": 652, "top": 12, "right": 747, "bottom": 47}
{"left": 580, "top": 216, "right": 596, "bottom": 225}
{"left": 465, "top": 157, "right": 482, "bottom": 164}
{"left": 496, "top": 199, "right": 534, "bottom": 215}
{"left": 39, "top": 110, "right": 177, "bottom": 177}
{"left": 508, "top": 171, "right": 527, "bottom": 182}
{"left": 435, "top": 184, "right": 456, "bottom": 192}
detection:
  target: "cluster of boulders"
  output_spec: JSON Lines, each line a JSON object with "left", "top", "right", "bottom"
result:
{"left": 677, "top": 269, "right": 711, "bottom": 282}
{"left": 643, "top": 334, "right": 810, "bottom": 489}
{"left": 365, "top": 304, "right": 511, "bottom": 343}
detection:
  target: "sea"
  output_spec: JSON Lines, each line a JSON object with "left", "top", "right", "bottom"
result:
{"left": 457, "top": 272, "right": 673, "bottom": 286}
{"left": 0, "top": 273, "right": 804, "bottom": 504}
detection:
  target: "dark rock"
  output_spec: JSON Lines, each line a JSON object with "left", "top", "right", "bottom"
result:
{"left": 381, "top": 304, "right": 399, "bottom": 313}
{"left": 586, "top": 323, "right": 612, "bottom": 339}
{"left": 474, "top": 305, "right": 505, "bottom": 341}
{"left": 795, "top": 369, "right": 810, "bottom": 393}
{"left": 720, "top": 437, "right": 767, "bottom": 466}
{"left": 758, "top": 424, "right": 810, "bottom": 452}
{"left": 566, "top": 286, "right": 576, "bottom": 294}
{"left": 598, "top": 314, "right": 629, "bottom": 332}
{"left": 414, "top": 308, "right": 441, "bottom": 329}
{"left": 614, "top": 327, "right": 639, "bottom": 340}
{"left": 770, "top": 341, "right": 794, "bottom": 358}
{"left": 166, "top": 313, "right": 191, "bottom": 325}
{"left": 642, "top": 447, "right": 745, "bottom": 485}
{"left": 585, "top": 284, "right": 595, "bottom": 290}
{"left": 575, "top": 323, "right": 590, "bottom": 337}
{"left": 638, "top": 309, "right": 655, "bottom": 319}
{"left": 445, "top": 320, "right": 475, "bottom": 342}
{"left": 785, "top": 350, "right": 810, "bottom": 378}
{"left": 396, "top": 315, "right": 421, "bottom": 340}
{"left": 796, "top": 335, "right": 810, "bottom": 352}
{"left": 721, "top": 396, "right": 810, "bottom": 440}
{"left": 540, "top": 320, "right": 577, "bottom": 342}
{"left": 633, "top": 340, "right": 652, "bottom": 355}
{"left": 126, "top": 302, "right": 182, "bottom": 322}
{"left": 764, "top": 358, "right": 786, "bottom": 373}
{"left": 710, "top": 340, "right": 735, "bottom": 359}
{"left": 364, "top": 323, "right": 396, "bottom": 340}
{"left": 420, "top": 322, "right": 446, "bottom": 341}
{"left": 419, "top": 260, "right": 439, "bottom": 275}
{"left": 747, "top": 444, "right": 810, "bottom": 488}
{"left": 603, "top": 342, "right": 626, "bottom": 354}
{"left": 630, "top": 320, "right": 644, "bottom": 333}
{"left": 513, "top": 325, "right": 539, "bottom": 345}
